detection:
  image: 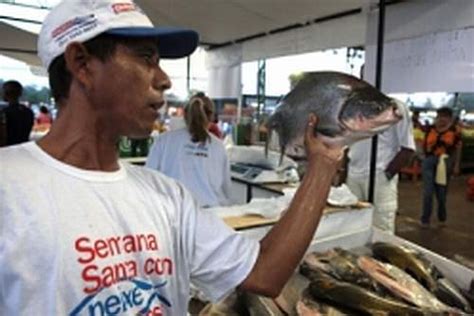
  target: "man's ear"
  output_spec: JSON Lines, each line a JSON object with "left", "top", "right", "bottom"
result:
{"left": 63, "top": 42, "right": 94, "bottom": 89}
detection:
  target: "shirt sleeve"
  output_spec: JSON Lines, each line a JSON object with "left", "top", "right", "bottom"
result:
{"left": 395, "top": 101, "right": 416, "bottom": 151}
{"left": 180, "top": 188, "right": 259, "bottom": 302}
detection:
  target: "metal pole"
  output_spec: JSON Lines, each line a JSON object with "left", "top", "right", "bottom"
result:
{"left": 368, "top": 0, "right": 386, "bottom": 203}
{"left": 256, "top": 59, "right": 266, "bottom": 122}
{"left": 186, "top": 56, "right": 191, "bottom": 94}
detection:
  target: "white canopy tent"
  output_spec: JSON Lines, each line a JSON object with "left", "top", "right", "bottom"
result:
{"left": 0, "top": 0, "right": 473, "bottom": 94}
{"left": 0, "top": 0, "right": 369, "bottom": 66}
{"left": 0, "top": 20, "right": 41, "bottom": 66}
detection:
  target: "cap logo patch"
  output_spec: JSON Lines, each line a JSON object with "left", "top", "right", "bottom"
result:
{"left": 112, "top": 3, "right": 137, "bottom": 14}
{"left": 51, "top": 14, "right": 98, "bottom": 47}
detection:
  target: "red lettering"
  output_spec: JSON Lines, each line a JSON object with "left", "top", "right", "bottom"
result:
{"left": 145, "top": 306, "right": 163, "bottom": 316}
{"left": 95, "top": 239, "right": 109, "bottom": 258}
{"left": 144, "top": 258, "right": 154, "bottom": 275}
{"left": 159, "top": 258, "right": 173, "bottom": 275}
{"left": 82, "top": 265, "right": 101, "bottom": 294}
{"left": 136, "top": 234, "right": 147, "bottom": 251}
{"left": 112, "top": 3, "right": 136, "bottom": 14}
{"left": 106, "top": 236, "right": 121, "bottom": 256}
{"left": 102, "top": 265, "right": 115, "bottom": 288}
{"left": 52, "top": 19, "right": 74, "bottom": 38}
{"left": 75, "top": 236, "right": 95, "bottom": 264}
{"left": 123, "top": 235, "right": 136, "bottom": 253}
{"left": 147, "top": 234, "right": 158, "bottom": 251}
{"left": 76, "top": 234, "right": 160, "bottom": 263}
{"left": 143, "top": 257, "right": 173, "bottom": 276}
{"left": 82, "top": 260, "right": 138, "bottom": 294}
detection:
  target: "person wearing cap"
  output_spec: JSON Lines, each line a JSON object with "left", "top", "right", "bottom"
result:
{"left": 0, "top": 1, "right": 344, "bottom": 315}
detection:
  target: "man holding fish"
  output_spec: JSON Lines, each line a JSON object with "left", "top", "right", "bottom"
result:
{"left": 0, "top": 1, "right": 408, "bottom": 314}
{"left": 0, "top": 1, "right": 364, "bottom": 315}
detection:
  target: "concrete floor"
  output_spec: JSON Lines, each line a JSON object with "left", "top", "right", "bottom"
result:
{"left": 396, "top": 173, "right": 474, "bottom": 269}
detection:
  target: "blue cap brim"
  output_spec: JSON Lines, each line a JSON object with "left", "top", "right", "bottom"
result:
{"left": 105, "top": 27, "right": 199, "bottom": 59}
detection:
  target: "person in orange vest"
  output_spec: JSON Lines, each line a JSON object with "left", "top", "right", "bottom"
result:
{"left": 420, "top": 107, "right": 462, "bottom": 228}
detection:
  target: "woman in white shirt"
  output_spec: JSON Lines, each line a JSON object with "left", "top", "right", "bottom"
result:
{"left": 146, "top": 93, "right": 232, "bottom": 207}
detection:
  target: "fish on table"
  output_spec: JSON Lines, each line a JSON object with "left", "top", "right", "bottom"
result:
{"left": 301, "top": 248, "right": 379, "bottom": 292}
{"left": 372, "top": 242, "right": 473, "bottom": 313}
{"left": 358, "top": 255, "right": 459, "bottom": 314}
{"left": 296, "top": 288, "right": 349, "bottom": 316}
{"left": 265, "top": 71, "right": 403, "bottom": 162}
{"left": 304, "top": 268, "right": 424, "bottom": 315}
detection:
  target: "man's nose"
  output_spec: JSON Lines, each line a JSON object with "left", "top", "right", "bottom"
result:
{"left": 153, "top": 66, "right": 172, "bottom": 91}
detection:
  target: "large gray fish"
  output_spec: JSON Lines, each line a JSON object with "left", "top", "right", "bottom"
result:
{"left": 437, "top": 278, "right": 473, "bottom": 314}
{"left": 305, "top": 268, "right": 424, "bottom": 315}
{"left": 301, "top": 248, "right": 378, "bottom": 291}
{"left": 372, "top": 242, "right": 473, "bottom": 313}
{"left": 296, "top": 288, "right": 350, "bottom": 316}
{"left": 372, "top": 242, "right": 441, "bottom": 291}
{"left": 358, "top": 256, "right": 458, "bottom": 313}
{"left": 265, "top": 71, "right": 402, "bottom": 159}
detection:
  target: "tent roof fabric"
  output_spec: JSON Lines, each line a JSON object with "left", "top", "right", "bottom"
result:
{"left": 0, "top": 0, "right": 367, "bottom": 66}
{"left": 137, "top": 0, "right": 366, "bottom": 46}
{"left": 0, "top": 21, "right": 41, "bottom": 66}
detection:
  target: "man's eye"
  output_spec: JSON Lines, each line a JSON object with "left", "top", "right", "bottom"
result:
{"left": 142, "top": 54, "right": 157, "bottom": 64}
{"left": 136, "top": 51, "right": 158, "bottom": 65}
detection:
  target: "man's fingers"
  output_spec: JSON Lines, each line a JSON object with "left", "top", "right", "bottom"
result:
{"left": 305, "top": 114, "right": 318, "bottom": 140}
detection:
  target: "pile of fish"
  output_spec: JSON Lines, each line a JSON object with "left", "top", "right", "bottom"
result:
{"left": 265, "top": 71, "right": 403, "bottom": 162}
{"left": 199, "top": 242, "right": 473, "bottom": 315}
{"left": 298, "top": 243, "right": 473, "bottom": 315}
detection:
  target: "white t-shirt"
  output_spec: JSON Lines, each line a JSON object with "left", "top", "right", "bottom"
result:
{"left": 0, "top": 142, "right": 259, "bottom": 316}
{"left": 145, "top": 128, "right": 232, "bottom": 208}
{"left": 348, "top": 101, "right": 416, "bottom": 177}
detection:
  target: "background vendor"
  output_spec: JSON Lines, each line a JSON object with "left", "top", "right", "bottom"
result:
{"left": 146, "top": 92, "right": 233, "bottom": 207}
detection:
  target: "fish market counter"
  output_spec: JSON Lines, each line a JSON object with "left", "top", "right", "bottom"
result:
{"left": 200, "top": 209, "right": 474, "bottom": 314}
{"left": 218, "top": 201, "right": 374, "bottom": 246}
{"left": 230, "top": 177, "right": 293, "bottom": 204}
{"left": 205, "top": 222, "right": 474, "bottom": 314}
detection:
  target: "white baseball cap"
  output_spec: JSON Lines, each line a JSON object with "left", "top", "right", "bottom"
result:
{"left": 38, "top": 0, "right": 199, "bottom": 70}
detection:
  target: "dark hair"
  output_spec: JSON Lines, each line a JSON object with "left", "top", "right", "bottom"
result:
{"left": 2, "top": 80, "right": 23, "bottom": 100}
{"left": 184, "top": 93, "right": 214, "bottom": 143}
{"left": 40, "top": 105, "right": 49, "bottom": 114}
{"left": 48, "top": 34, "right": 144, "bottom": 103}
{"left": 436, "top": 107, "right": 453, "bottom": 117}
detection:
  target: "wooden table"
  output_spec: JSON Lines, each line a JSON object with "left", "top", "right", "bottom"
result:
{"left": 223, "top": 201, "right": 372, "bottom": 231}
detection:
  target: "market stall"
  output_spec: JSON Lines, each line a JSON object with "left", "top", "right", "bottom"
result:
{"left": 198, "top": 225, "right": 474, "bottom": 314}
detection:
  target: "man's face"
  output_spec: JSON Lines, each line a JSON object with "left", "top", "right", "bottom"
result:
{"left": 435, "top": 113, "right": 453, "bottom": 130}
{"left": 88, "top": 38, "right": 171, "bottom": 139}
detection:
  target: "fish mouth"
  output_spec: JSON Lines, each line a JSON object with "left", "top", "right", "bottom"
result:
{"left": 340, "top": 101, "right": 402, "bottom": 134}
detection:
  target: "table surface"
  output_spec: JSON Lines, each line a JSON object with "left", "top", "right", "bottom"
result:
{"left": 223, "top": 201, "right": 372, "bottom": 230}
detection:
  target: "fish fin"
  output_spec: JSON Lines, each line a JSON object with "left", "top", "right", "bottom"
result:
{"left": 279, "top": 145, "right": 285, "bottom": 166}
